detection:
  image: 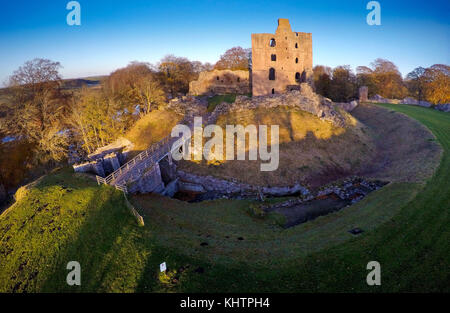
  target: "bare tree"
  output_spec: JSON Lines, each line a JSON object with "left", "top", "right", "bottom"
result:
{"left": 214, "top": 47, "right": 251, "bottom": 71}
{"left": 6, "top": 58, "right": 70, "bottom": 163}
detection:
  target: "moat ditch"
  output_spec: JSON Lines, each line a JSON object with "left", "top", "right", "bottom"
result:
{"left": 172, "top": 177, "right": 388, "bottom": 228}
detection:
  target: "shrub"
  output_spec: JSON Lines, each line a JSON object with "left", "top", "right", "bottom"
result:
{"left": 247, "top": 203, "right": 266, "bottom": 218}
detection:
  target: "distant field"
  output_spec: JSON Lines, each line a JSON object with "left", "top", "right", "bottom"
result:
{"left": 0, "top": 103, "right": 448, "bottom": 292}
{"left": 61, "top": 77, "right": 107, "bottom": 89}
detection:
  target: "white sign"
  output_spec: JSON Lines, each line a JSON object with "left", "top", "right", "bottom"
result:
{"left": 160, "top": 262, "right": 167, "bottom": 272}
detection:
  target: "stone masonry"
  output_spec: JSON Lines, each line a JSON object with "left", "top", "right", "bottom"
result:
{"left": 189, "top": 69, "right": 251, "bottom": 96}
{"left": 252, "top": 18, "right": 313, "bottom": 96}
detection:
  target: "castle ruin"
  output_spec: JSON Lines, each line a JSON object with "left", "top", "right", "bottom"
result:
{"left": 189, "top": 18, "right": 313, "bottom": 97}
{"left": 189, "top": 69, "right": 251, "bottom": 96}
{"left": 252, "top": 18, "right": 313, "bottom": 96}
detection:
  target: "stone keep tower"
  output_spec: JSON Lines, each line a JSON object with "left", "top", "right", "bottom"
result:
{"left": 252, "top": 18, "right": 313, "bottom": 96}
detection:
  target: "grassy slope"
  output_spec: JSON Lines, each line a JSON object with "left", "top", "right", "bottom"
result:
{"left": 206, "top": 94, "right": 237, "bottom": 112}
{"left": 179, "top": 106, "right": 375, "bottom": 187}
{"left": 124, "top": 109, "right": 183, "bottom": 152}
{"left": 0, "top": 169, "right": 153, "bottom": 292}
{"left": 255, "top": 103, "right": 449, "bottom": 292}
{"left": 138, "top": 103, "right": 449, "bottom": 292}
{"left": 0, "top": 103, "right": 448, "bottom": 292}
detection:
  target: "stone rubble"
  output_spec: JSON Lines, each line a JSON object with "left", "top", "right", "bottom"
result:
{"left": 177, "top": 170, "right": 310, "bottom": 198}
{"left": 209, "top": 83, "right": 347, "bottom": 127}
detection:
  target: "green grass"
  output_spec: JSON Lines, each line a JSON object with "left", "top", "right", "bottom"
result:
{"left": 135, "top": 103, "right": 450, "bottom": 292}
{"left": 0, "top": 103, "right": 448, "bottom": 292}
{"left": 206, "top": 94, "right": 237, "bottom": 112}
{"left": 0, "top": 169, "right": 153, "bottom": 292}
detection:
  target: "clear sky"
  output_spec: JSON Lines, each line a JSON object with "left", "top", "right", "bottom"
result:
{"left": 0, "top": 0, "right": 448, "bottom": 85}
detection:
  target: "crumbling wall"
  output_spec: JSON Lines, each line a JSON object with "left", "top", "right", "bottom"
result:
{"left": 73, "top": 152, "right": 122, "bottom": 177}
{"left": 189, "top": 69, "right": 251, "bottom": 96}
{"left": 73, "top": 159, "right": 105, "bottom": 177}
{"left": 359, "top": 86, "right": 368, "bottom": 102}
{"left": 211, "top": 83, "right": 347, "bottom": 127}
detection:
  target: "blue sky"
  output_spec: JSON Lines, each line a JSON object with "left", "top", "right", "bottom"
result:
{"left": 0, "top": 0, "right": 448, "bottom": 85}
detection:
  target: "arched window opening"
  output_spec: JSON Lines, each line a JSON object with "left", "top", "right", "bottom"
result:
{"left": 269, "top": 68, "right": 276, "bottom": 81}
{"left": 272, "top": 88, "right": 275, "bottom": 94}
{"left": 295, "top": 43, "right": 298, "bottom": 48}
{"left": 295, "top": 57, "right": 298, "bottom": 64}
{"left": 296, "top": 32, "right": 298, "bottom": 36}
{"left": 295, "top": 72, "right": 301, "bottom": 82}
{"left": 216, "top": 76, "right": 219, "bottom": 80}
{"left": 237, "top": 77, "right": 240, "bottom": 82}
{"left": 269, "top": 38, "right": 276, "bottom": 47}
{"left": 271, "top": 54, "right": 276, "bottom": 61}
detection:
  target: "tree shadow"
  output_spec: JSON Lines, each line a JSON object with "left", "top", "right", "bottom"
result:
{"left": 24, "top": 170, "right": 151, "bottom": 292}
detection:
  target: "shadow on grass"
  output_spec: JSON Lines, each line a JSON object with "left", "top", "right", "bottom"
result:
{"left": 0, "top": 168, "right": 152, "bottom": 292}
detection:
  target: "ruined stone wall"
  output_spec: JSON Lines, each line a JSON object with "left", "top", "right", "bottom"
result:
{"left": 177, "top": 170, "right": 309, "bottom": 197}
{"left": 252, "top": 18, "right": 313, "bottom": 96}
{"left": 128, "top": 163, "right": 165, "bottom": 194}
{"left": 189, "top": 69, "right": 251, "bottom": 96}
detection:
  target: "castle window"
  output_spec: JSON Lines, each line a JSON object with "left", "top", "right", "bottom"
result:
{"left": 295, "top": 43, "right": 298, "bottom": 48}
{"left": 216, "top": 76, "right": 219, "bottom": 80}
{"left": 270, "top": 38, "right": 276, "bottom": 47}
{"left": 272, "top": 88, "right": 275, "bottom": 94}
{"left": 269, "top": 68, "right": 275, "bottom": 80}
{"left": 295, "top": 57, "right": 298, "bottom": 64}
{"left": 295, "top": 72, "right": 301, "bottom": 82}
{"left": 296, "top": 32, "right": 298, "bottom": 36}
{"left": 237, "top": 77, "right": 240, "bottom": 82}
{"left": 271, "top": 54, "right": 276, "bottom": 61}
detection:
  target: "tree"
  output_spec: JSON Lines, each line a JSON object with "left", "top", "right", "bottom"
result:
{"left": 423, "top": 64, "right": 450, "bottom": 105}
{"left": 330, "top": 66, "right": 357, "bottom": 102}
{"left": 69, "top": 88, "right": 122, "bottom": 154}
{"left": 104, "top": 62, "right": 167, "bottom": 120}
{"left": 356, "top": 66, "right": 378, "bottom": 98}
{"left": 370, "top": 58, "right": 408, "bottom": 99}
{"left": 313, "top": 65, "right": 332, "bottom": 98}
{"left": 130, "top": 74, "right": 166, "bottom": 116}
{"left": 405, "top": 67, "right": 427, "bottom": 101}
{"left": 214, "top": 47, "right": 251, "bottom": 71}
{"left": 6, "top": 58, "right": 70, "bottom": 163}
{"left": 156, "top": 55, "right": 197, "bottom": 96}
{"left": 192, "top": 61, "right": 213, "bottom": 73}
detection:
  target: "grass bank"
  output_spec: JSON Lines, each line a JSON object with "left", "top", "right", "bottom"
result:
{"left": 0, "top": 103, "right": 448, "bottom": 292}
